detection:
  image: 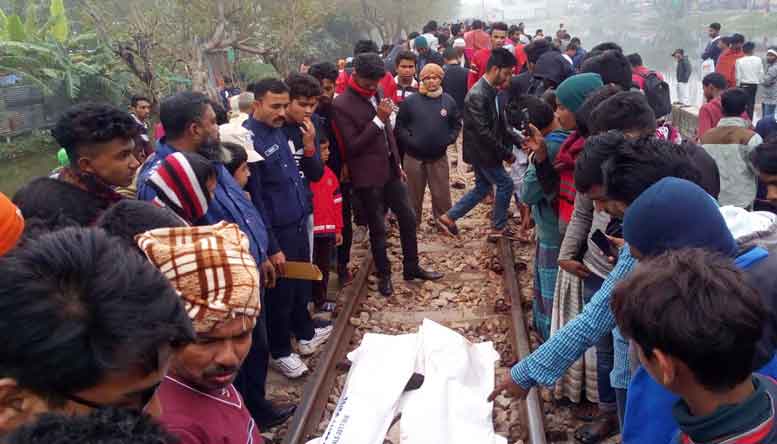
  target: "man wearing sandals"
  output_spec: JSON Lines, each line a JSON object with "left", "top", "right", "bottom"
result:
{"left": 438, "top": 48, "right": 518, "bottom": 240}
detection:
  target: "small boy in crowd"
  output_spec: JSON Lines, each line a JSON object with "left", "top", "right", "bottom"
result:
{"left": 612, "top": 248, "right": 777, "bottom": 444}
{"left": 310, "top": 130, "right": 343, "bottom": 312}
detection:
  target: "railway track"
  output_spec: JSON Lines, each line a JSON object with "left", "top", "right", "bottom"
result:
{"left": 280, "top": 235, "right": 550, "bottom": 444}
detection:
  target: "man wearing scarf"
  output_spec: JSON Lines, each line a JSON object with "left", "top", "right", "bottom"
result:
{"left": 333, "top": 52, "right": 443, "bottom": 297}
{"left": 51, "top": 103, "right": 140, "bottom": 222}
{"left": 138, "top": 222, "right": 266, "bottom": 444}
{"left": 395, "top": 63, "right": 461, "bottom": 229}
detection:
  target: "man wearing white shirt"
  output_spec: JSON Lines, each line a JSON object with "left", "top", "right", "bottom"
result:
{"left": 736, "top": 41, "right": 765, "bottom": 119}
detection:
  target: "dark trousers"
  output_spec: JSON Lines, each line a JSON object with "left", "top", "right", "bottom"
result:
{"left": 265, "top": 222, "right": 315, "bottom": 358}
{"left": 338, "top": 182, "right": 353, "bottom": 268}
{"left": 742, "top": 83, "right": 758, "bottom": 120}
{"left": 234, "top": 289, "right": 274, "bottom": 422}
{"left": 583, "top": 273, "right": 617, "bottom": 411}
{"left": 356, "top": 177, "right": 419, "bottom": 276}
{"left": 313, "top": 236, "right": 333, "bottom": 306}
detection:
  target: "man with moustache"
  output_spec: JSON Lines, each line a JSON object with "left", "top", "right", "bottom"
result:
{"left": 245, "top": 78, "right": 331, "bottom": 379}
{"left": 137, "top": 92, "right": 295, "bottom": 429}
{"left": 137, "top": 222, "right": 266, "bottom": 444}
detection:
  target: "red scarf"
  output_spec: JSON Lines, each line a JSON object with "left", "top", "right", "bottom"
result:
{"left": 553, "top": 131, "right": 585, "bottom": 172}
{"left": 348, "top": 75, "right": 377, "bottom": 99}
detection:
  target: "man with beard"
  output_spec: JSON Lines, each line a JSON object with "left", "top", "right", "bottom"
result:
{"left": 310, "top": 61, "right": 357, "bottom": 284}
{"left": 245, "top": 78, "right": 331, "bottom": 379}
{"left": 138, "top": 222, "right": 266, "bottom": 444}
{"left": 137, "top": 92, "right": 294, "bottom": 429}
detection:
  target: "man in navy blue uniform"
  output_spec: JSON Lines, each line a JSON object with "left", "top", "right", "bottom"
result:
{"left": 245, "top": 78, "right": 331, "bottom": 380}
{"left": 136, "top": 91, "right": 296, "bottom": 429}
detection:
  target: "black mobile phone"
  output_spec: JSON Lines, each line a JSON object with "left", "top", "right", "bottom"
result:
{"left": 591, "top": 229, "right": 617, "bottom": 257}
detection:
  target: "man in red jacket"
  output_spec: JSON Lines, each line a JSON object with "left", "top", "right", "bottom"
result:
{"left": 468, "top": 22, "right": 526, "bottom": 90}
{"left": 716, "top": 34, "right": 745, "bottom": 88}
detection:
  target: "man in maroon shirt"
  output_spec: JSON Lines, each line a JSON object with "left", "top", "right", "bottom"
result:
{"left": 139, "top": 223, "right": 266, "bottom": 444}
{"left": 698, "top": 72, "right": 750, "bottom": 140}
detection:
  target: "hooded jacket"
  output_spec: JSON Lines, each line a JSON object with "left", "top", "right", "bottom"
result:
{"left": 622, "top": 178, "right": 777, "bottom": 444}
{"left": 533, "top": 50, "right": 575, "bottom": 87}
{"left": 701, "top": 116, "right": 762, "bottom": 208}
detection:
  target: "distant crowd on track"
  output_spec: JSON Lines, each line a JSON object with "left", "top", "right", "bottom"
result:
{"left": 1, "top": 16, "right": 777, "bottom": 444}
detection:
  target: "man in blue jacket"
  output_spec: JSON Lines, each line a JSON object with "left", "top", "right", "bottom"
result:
{"left": 245, "top": 78, "right": 330, "bottom": 380}
{"left": 136, "top": 91, "right": 296, "bottom": 429}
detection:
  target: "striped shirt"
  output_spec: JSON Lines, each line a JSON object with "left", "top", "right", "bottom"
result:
{"left": 511, "top": 245, "right": 638, "bottom": 390}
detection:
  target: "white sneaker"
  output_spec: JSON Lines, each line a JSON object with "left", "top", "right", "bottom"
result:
{"left": 270, "top": 354, "right": 309, "bottom": 379}
{"left": 297, "top": 326, "right": 334, "bottom": 356}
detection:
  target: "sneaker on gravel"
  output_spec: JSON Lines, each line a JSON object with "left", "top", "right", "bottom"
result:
{"left": 270, "top": 354, "right": 309, "bottom": 379}
{"left": 297, "top": 325, "right": 334, "bottom": 356}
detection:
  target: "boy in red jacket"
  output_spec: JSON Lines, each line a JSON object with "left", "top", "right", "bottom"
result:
{"left": 311, "top": 131, "right": 343, "bottom": 311}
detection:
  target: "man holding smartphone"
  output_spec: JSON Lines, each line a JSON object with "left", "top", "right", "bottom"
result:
{"left": 333, "top": 53, "right": 443, "bottom": 297}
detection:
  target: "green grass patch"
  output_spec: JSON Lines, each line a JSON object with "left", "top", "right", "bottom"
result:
{"left": 0, "top": 130, "right": 57, "bottom": 161}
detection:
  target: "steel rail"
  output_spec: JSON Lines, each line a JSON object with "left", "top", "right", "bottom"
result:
{"left": 283, "top": 253, "right": 374, "bottom": 444}
{"left": 498, "top": 238, "right": 548, "bottom": 444}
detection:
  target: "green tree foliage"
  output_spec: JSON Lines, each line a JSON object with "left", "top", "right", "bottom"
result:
{"left": 0, "top": 0, "right": 123, "bottom": 99}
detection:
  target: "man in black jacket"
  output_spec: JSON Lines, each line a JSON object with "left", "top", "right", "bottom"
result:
{"left": 396, "top": 62, "right": 462, "bottom": 228}
{"left": 672, "top": 49, "right": 692, "bottom": 105}
{"left": 439, "top": 48, "right": 518, "bottom": 239}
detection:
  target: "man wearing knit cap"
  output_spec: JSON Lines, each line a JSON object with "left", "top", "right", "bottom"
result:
{"left": 0, "top": 192, "right": 23, "bottom": 256}
{"left": 415, "top": 36, "right": 444, "bottom": 74}
{"left": 138, "top": 222, "right": 266, "bottom": 444}
{"left": 395, "top": 63, "right": 461, "bottom": 229}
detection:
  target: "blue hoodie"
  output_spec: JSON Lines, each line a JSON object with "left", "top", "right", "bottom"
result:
{"left": 621, "top": 177, "right": 777, "bottom": 444}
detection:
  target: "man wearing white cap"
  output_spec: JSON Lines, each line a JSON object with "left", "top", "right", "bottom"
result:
{"left": 452, "top": 37, "right": 470, "bottom": 69}
{"left": 761, "top": 48, "right": 777, "bottom": 119}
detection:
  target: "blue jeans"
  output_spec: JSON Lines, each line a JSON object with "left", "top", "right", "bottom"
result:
{"left": 447, "top": 165, "right": 513, "bottom": 229}
{"left": 583, "top": 273, "right": 617, "bottom": 412}
{"left": 764, "top": 103, "right": 776, "bottom": 119}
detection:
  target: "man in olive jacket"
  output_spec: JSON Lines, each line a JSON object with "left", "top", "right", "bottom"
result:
{"left": 439, "top": 48, "right": 518, "bottom": 239}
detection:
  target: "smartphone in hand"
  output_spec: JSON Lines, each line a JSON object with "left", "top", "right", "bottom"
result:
{"left": 591, "top": 229, "right": 617, "bottom": 258}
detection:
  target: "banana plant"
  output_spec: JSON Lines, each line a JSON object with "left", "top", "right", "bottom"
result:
{"left": 0, "top": 0, "right": 116, "bottom": 99}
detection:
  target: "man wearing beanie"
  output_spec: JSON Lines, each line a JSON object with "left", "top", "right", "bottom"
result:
{"left": 395, "top": 63, "right": 461, "bottom": 229}
{"left": 138, "top": 222, "right": 267, "bottom": 444}
{"left": 415, "top": 36, "right": 444, "bottom": 73}
{"left": 0, "top": 192, "right": 23, "bottom": 256}
{"left": 617, "top": 178, "right": 777, "bottom": 444}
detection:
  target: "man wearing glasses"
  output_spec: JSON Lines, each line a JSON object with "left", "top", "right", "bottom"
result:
{"left": 0, "top": 227, "right": 195, "bottom": 433}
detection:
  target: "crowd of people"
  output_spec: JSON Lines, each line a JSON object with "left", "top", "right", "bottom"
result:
{"left": 0, "top": 16, "right": 777, "bottom": 444}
